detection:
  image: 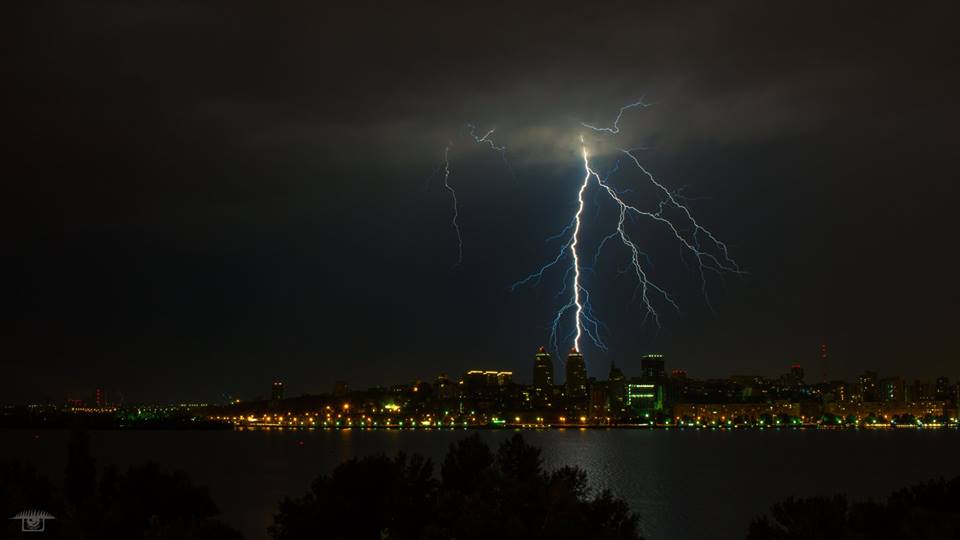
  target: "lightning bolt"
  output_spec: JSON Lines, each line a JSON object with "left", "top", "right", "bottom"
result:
{"left": 512, "top": 100, "right": 742, "bottom": 358}
{"left": 569, "top": 140, "right": 589, "bottom": 351}
{"left": 580, "top": 97, "right": 652, "bottom": 134}
{"left": 465, "top": 124, "right": 506, "bottom": 153}
{"left": 510, "top": 138, "right": 615, "bottom": 353}
{"left": 440, "top": 143, "right": 462, "bottom": 265}
{"left": 613, "top": 147, "right": 743, "bottom": 307}
{"left": 432, "top": 125, "right": 512, "bottom": 265}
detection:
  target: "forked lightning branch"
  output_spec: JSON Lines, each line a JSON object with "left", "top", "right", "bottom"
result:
{"left": 436, "top": 101, "right": 742, "bottom": 358}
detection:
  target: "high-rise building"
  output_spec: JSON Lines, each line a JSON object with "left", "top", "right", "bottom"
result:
{"left": 532, "top": 346, "right": 554, "bottom": 391}
{"left": 333, "top": 380, "right": 349, "bottom": 396}
{"left": 859, "top": 371, "right": 878, "bottom": 402}
{"left": 880, "top": 377, "right": 905, "bottom": 403}
{"left": 590, "top": 382, "right": 610, "bottom": 421}
{"left": 790, "top": 364, "right": 805, "bottom": 384}
{"left": 271, "top": 381, "right": 284, "bottom": 401}
{"left": 829, "top": 381, "right": 849, "bottom": 403}
{"left": 608, "top": 361, "right": 626, "bottom": 418}
{"left": 464, "top": 370, "right": 513, "bottom": 387}
{"left": 640, "top": 354, "right": 665, "bottom": 380}
{"left": 638, "top": 354, "right": 667, "bottom": 412}
{"left": 626, "top": 381, "right": 663, "bottom": 419}
{"left": 94, "top": 388, "right": 104, "bottom": 408}
{"left": 565, "top": 349, "right": 588, "bottom": 400}
{"left": 461, "top": 370, "right": 513, "bottom": 411}
{"left": 935, "top": 376, "right": 951, "bottom": 400}
{"left": 669, "top": 369, "right": 689, "bottom": 405}
{"left": 909, "top": 380, "right": 936, "bottom": 402}
{"left": 435, "top": 373, "right": 455, "bottom": 399}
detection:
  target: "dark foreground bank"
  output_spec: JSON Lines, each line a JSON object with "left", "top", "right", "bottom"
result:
{"left": 1, "top": 430, "right": 640, "bottom": 540}
{"left": 3, "top": 429, "right": 960, "bottom": 539}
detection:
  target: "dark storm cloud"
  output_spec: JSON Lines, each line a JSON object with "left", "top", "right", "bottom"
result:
{"left": 12, "top": 2, "right": 953, "bottom": 165}
{"left": 3, "top": 1, "right": 958, "bottom": 402}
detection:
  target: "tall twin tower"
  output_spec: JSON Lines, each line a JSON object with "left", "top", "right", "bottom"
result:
{"left": 532, "top": 346, "right": 587, "bottom": 400}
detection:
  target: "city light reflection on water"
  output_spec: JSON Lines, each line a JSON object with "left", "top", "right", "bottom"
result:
{"left": 3, "top": 428, "right": 959, "bottom": 539}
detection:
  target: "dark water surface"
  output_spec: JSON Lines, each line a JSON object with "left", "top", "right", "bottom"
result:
{"left": 3, "top": 428, "right": 959, "bottom": 539}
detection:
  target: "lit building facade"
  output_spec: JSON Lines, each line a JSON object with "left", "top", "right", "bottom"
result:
{"left": 935, "top": 376, "right": 951, "bottom": 400}
{"left": 674, "top": 402, "right": 801, "bottom": 424}
{"left": 608, "top": 361, "right": 626, "bottom": 418}
{"left": 589, "top": 382, "right": 610, "bottom": 421}
{"left": 565, "top": 349, "right": 588, "bottom": 401}
{"left": 626, "top": 382, "right": 663, "bottom": 419}
{"left": 465, "top": 370, "right": 513, "bottom": 387}
{"left": 881, "top": 377, "right": 906, "bottom": 403}
{"left": 532, "top": 346, "right": 554, "bottom": 392}
{"left": 640, "top": 354, "right": 665, "bottom": 380}
{"left": 859, "top": 371, "right": 879, "bottom": 402}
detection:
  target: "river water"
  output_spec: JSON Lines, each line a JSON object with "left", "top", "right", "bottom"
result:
{"left": 3, "top": 428, "right": 959, "bottom": 539}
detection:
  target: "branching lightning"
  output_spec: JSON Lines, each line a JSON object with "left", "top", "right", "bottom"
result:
{"left": 465, "top": 124, "right": 511, "bottom": 175}
{"left": 511, "top": 100, "right": 742, "bottom": 357}
{"left": 580, "top": 98, "right": 652, "bottom": 134}
{"left": 432, "top": 100, "right": 741, "bottom": 358}
{"left": 433, "top": 125, "right": 512, "bottom": 265}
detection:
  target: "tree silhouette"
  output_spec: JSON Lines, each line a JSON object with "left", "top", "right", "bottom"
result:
{"left": 98, "top": 462, "right": 238, "bottom": 540}
{"left": 1, "top": 459, "right": 62, "bottom": 539}
{"left": 63, "top": 428, "right": 96, "bottom": 510}
{"left": 440, "top": 433, "right": 495, "bottom": 494}
{"left": 1, "top": 429, "right": 240, "bottom": 540}
{"left": 748, "top": 477, "right": 960, "bottom": 539}
{"left": 270, "top": 452, "right": 435, "bottom": 540}
{"left": 271, "top": 433, "right": 642, "bottom": 540}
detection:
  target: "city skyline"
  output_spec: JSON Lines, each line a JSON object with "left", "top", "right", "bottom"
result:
{"left": 27, "top": 344, "right": 959, "bottom": 408}
{"left": 15, "top": 345, "right": 954, "bottom": 431}
{"left": 5, "top": 2, "right": 958, "bottom": 404}
{"left": 4, "top": 4, "right": 960, "bottom": 540}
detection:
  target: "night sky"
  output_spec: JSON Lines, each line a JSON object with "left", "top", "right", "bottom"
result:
{"left": 4, "top": 2, "right": 958, "bottom": 403}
